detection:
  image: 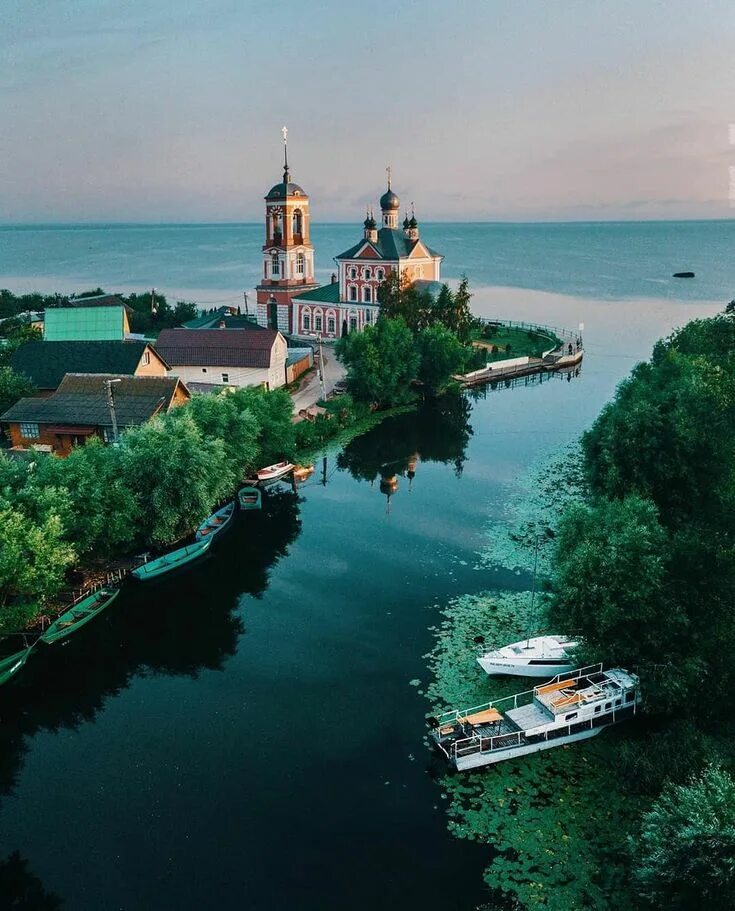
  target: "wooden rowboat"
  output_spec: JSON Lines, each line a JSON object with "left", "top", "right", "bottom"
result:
{"left": 40, "top": 588, "right": 120, "bottom": 645}
{"left": 238, "top": 486, "right": 262, "bottom": 510}
{"left": 0, "top": 635, "right": 38, "bottom": 686}
{"left": 256, "top": 461, "right": 294, "bottom": 483}
{"left": 195, "top": 501, "right": 236, "bottom": 541}
{"left": 131, "top": 538, "right": 212, "bottom": 583}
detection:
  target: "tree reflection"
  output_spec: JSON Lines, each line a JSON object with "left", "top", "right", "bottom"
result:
{"left": 0, "top": 851, "right": 63, "bottom": 909}
{"left": 337, "top": 392, "right": 474, "bottom": 485}
{"left": 0, "top": 488, "right": 302, "bottom": 797}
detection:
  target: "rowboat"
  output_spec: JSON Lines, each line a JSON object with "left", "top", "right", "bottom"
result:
{"left": 40, "top": 587, "right": 120, "bottom": 645}
{"left": 238, "top": 486, "right": 262, "bottom": 510}
{"left": 0, "top": 635, "right": 38, "bottom": 686}
{"left": 477, "top": 635, "right": 578, "bottom": 678}
{"left": 292, "top": 464, "right": 314, "bottom": 482}
{"left": 432, "top": 664, "right": 640, "bottom": 770}
{"left": 256, "top": 461, "right": 294, "bottom": 483}
{"left": 195, "top": 501, "right": 236, "bottom": 541}
{"left": 131, "top": 538, "right": 212, "bottom": 582}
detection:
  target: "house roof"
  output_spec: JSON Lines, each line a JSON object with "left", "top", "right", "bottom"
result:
{"left": 68, "top": 294, "right": 125, "bottom": 309}
{"left": 44, "top": 304, "right": 127, "bottom": 341}
{"left": 184, "top": 310, "right": 265, "bottom": 330}
{"left": 1, "top": 373, "right": 186, "bottom": 428}
{"left": 291, "top": 282, "right": 342, "bottom": 304}
{"left": 11, "top": 339, "right": 161, "bottom": 389}
{"left": 155, "top": 327, "right": 279, "bottom": 368}
{"left": 336, "top": 228, "right": 443, "bottom": 262}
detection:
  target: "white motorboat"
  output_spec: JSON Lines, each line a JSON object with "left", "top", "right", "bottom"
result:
{"left": 256, "top": 461, "right": 294, "bottom": 483}
{"left": 477, "top": 635, "right": 578, "bottom": 678}
{"left": 432, "top": 664, "right": 640, "bottom": 770}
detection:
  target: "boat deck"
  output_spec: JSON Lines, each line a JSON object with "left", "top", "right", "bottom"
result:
{"left": 506, "top": 702, "right": 552, "bottom": 730}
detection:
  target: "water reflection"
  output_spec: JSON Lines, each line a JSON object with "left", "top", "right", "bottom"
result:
{"left": 337, "top": 394, "right": 475, "bottom": 507}
{"left": 0, "top": 488, "right": 302, "bottom": 804}
{"left": 0, "top": 851, "right": 62, "bottom": 910}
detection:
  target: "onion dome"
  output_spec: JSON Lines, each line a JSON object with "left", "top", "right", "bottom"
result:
{"left": 402, "top": 214, "right": 410, "bottom": 229}
{"left": 380, "top": 187, "right": 400, "bottom": 210}
{"left": 409, "top": 215, "right": 417, "bottom": 228}
{"left": 266, "top": 181, "right": 305, "bottom": 199}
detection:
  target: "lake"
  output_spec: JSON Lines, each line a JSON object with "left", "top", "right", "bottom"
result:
{"left": 0, "top": 220, "right": 732, "bottom": 908}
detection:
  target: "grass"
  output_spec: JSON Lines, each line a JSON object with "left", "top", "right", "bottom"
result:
{"left": 473, "top": 326, "right": 562, "bottom": 363}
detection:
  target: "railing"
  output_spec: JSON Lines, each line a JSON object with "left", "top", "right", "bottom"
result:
{"left": 478, "top": 317, "right": 580, "bottom": 344}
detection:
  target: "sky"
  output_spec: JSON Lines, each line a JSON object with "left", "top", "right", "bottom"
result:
{"left": 1, "top": 0, "right": 734, "bottom": 223}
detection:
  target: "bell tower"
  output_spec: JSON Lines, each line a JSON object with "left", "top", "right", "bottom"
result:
{"left": 256, "top": 127, "right": 319, "bottom": 333}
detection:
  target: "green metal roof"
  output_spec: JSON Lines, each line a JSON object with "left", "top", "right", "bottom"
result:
{"left": 335, "top": 228, "right": 442, "bottom": 262}
{"left": 11, "top": 340, "right": 154, "bottom": 389}
{"left": 44, "top": 305, "right": 126, "bottom": 341}
{"left": 292, "top": 282, "right": 342, "bottom": 304}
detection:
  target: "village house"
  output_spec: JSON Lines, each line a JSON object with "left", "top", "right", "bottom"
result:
{"left": 10, "top": 339, "right": 168, "bottom": 396}
{"left": 154, "top": 327, "right": 288, "bottom": 390}
{"left": 1, "top": 373, "right": 190, "bottom": 456}
{"left": 44, "top": 294, "right": 132, "bottom": 341}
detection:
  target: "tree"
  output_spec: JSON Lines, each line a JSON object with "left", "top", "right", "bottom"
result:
{"left": 173, "top": 300, "right": 198, "bottom": 324}
{"left": 337, "top": 316, "right": 420, "bottom": 407}
{"left": 633, "top": 766, "right": 735, "bottom": 910}
{"left": 416, "top": 325, "right": 465, "bottom": 394}
{"left": 122, "top": 412, "right": 234, "bottom": 545}
{"left": 234, "top": 386, "right": 295, "bottom": 467}
{"left": 0, "top": 505, "right": 76, "bottom": 628}
{"left": 175, "top": 390, "right": 260, "bottom": 477}
{"left": 0, "top": 367, "right": 35, "bottom": 417}
{"left": 549, "top": 495, "right": 678, "bottom": 670}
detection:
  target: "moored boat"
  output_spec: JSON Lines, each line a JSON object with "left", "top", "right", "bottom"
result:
{"left": 131, "top": 538, "right": 212, "bottom": 582}
{"left": 256, "top": 461, "right": 294, "bottom": 483}
{"left": 0, "top": 634, "right": 38, "bottom": 686}
{"left": 195, "top": 501, "right": 236, "bottom": 541}
{"left": 238, "top": 486, "right": 262, "bottom": 510}
{"left": 292, "top": 464, "right": 314, "bottom": 483}
{"left": 477, "top": 635, "right": 578, "bottom": 678}
{"left": 40, "top": 587, "right": 120, "bottom": 645}
{"left": 431, "top": 664, "right": 640, "bottom": 770}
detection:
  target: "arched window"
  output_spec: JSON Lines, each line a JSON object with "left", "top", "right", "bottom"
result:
{"left": 296, "top": 253, "right": 305, "bottom": 274}
{"left": 303, "top": 311, "right": 311, "bottom": 331}
{"left": 365, "top": 309, "right": 372, "bottom": 323}
{"left": 292, "top": 209, "right": 303, "bottom": 237}
{"left": 350, "top": 267, "right": 357, "bottom": 280}
{"left": 271, "top": 212, "right": 282, "bottom": 242}
{"left": 363, "top": 286, "right": 372, "bottom": 303}
{"left": 271, "top": 253, "right": 280, "bottom": 276}
{"left": 376, "top": 268, "right": 384, "bottom": 281}
{"left": 349, "top": 285, "right": 357, "bottom": 302}
{"left": 364, "top": 268, "right": 372, "bottom": 280}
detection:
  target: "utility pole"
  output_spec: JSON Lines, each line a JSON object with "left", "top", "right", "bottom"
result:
{"left": 317, "top": 332, "right": 326, "bottom": 401}
{"left": 105, "top": 378, "right": 122, "bottom": 444}
{"left": 151, "top": 287, "right": 158, "bottom": 316}
{"left": 243, "top": 290, "right": 249, "bottom": 316}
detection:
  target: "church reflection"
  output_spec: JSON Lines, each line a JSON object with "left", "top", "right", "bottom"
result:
{"left": 337, "top": 393, "right": 474, "bottom": 509}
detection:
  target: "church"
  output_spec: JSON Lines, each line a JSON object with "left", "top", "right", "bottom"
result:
{"left": 255, "top": 135, "right": 443, "bottom": 339}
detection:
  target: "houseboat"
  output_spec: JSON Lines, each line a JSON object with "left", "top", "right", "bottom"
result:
{"left": 477, "top": 635, "right": 578, "bottom": 678}
{"left": 431, "top": 664, "right": 640, "bottom": 771}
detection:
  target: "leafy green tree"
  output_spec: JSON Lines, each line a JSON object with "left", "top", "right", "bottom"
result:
{"left": 235, "top": 386, "right": 295, "bottom": 467}
{"left": 633, "top": 766, "right": 735, "bottom": 910}
{"left": 337, "top": 316, "right": 420, "bottom": 407}
{"left": 175, "top": 390, "right": 260, "bottom": 477}
{"left": 173, "top": 300, "right": 199, "bottom": 324}
{"left": 416, "top": 324, "right": 465, "bottom": 394}
{"left": 549, "top": 495, "right": 678, "bottom": 670}
{"left": 0, "top": 505, "right": 76, "bottom": 627}
{"left": 122, "top": 412, "right": 233, "bottom": 546}
{"left": 0, "top": 367, "right": 35, "bottom": 416}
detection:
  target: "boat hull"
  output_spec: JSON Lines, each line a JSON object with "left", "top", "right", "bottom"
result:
{"left": 131, "top": 539, "right": 212, "bottom": 582}
{"left": 256, "top": 462, "right": 294, "bottom": 483}
{"left": 195, "top": 502, "right": 236, "bottom": 542}
{"left": 454, "top": 724, "right": 605, "bottom": 770}
{"left": 0, "top": 647, "right": 34, "bottom": 686}
{"left": 41, "top": 589, "right": 120, "bottom": 645}
{"left": 477, "top": 656, "right": 575, "bottom": 678}
{"left": 238, "top": 487, "right": 262, "bottom": 510}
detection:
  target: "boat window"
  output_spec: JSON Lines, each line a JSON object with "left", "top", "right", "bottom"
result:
{"left": 594, "top": 705, "right": 601, "bottom": 713}
{"left": 565, "top": 712, "right": 578, "bottom": 721}
{"left": 605, "top": 702, "right": 611, "bottom": 710}
{"left": 615, "top": 698, "right": 621, "bottom": 706}
{"left": 625, "top": 691, "right": 635, "bottom": 703}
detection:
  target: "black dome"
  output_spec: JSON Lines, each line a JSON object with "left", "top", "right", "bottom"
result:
{"left": 380, "top": 188, "right": 400, "bottom": 210}
{"left": 266, "top": 181, "right": 306, "bottom": 200}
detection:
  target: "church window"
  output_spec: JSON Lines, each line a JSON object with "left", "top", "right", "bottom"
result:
{"left": 296, "top": 253, "right": 305, "bottom": 274}
{"left": 365, "top": 310, "right": 372, "bottom": 323}
{"left": 376, "top": 268, "right": 384, "bottom": 281}
{"left": 364, "top": 268, "right": 372, "bottom": 280}
{"left": 303, "top": 313, "right": 311, "bottom": 331}
{"left": 271, "top": 253, "right": 280, "bottom": 276}
{"left": 350, "top": 316, "right": 358, "bottom": 331}
{"left": 363, "top": 286, "right": 372, "bottom": 303}
{"left": 349, "top": 285, "right": 357, "bottom": 302}
{"left": 350, "top": 267, "right": 357, "bottom": 280}
{"left": 315, "top": 314, "right": 323, "bottom": 332}
{"left": 292, "top": 209, "right": 303, "bottom": 236}
{"left": 271, "top": 212, "right": 282, "bottom": 242}
{"left": 328, "top": 317, "right": 336, "bottom": 334}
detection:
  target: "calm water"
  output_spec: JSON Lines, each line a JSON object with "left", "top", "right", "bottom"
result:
{"left": 0, "top": 221, "right": 732, "bottom": 909}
